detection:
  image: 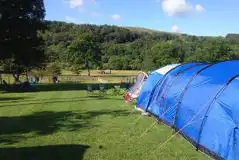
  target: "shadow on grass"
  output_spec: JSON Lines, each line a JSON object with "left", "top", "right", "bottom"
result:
{"left": 2, "top": 83, "right": 130, "bottom": 93}
{"left": 0, "top": 98, "right": 87, "bottom": 107}
{"left": 0, "top": 111, "right": 79, "bottom": 136}
{"left": 34, "top": 83, "right": 130, "bottom": 92}
{"left": 0, "top": 144, "right": 90, "bottom": 160}
{"left": 85, "top": 109, "right": 135, "bottom": 118}
{"left": 0, "top": 97, "right": 28, "bottom": 102}
{"left": 0, "top": 135, "right": 24, "bottom": 145}
{"left": 0, "top": 109, "right": 136, "bottom": 144}
{"left": 0, "top": 96, "right": 123, "bottom": 108}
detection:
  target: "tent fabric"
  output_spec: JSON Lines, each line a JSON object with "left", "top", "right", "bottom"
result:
{"left": 151, "top": 64, "right": 181, "bottom": 75}
{"left": 136, "top": 60, "right": 239, "bottom": 160}
{"left": 136, "top": 64, "right": 181, "bottom": 111}
{"left": 146, "top": 62, "right": 205, "bottom": 116}
{"left": 136, "top": 72, "right": 163, "bottom": 110}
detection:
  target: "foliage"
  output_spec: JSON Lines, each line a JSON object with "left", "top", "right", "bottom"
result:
{"left": 2, "top": 5, "right": 239, "bottom": 78}
{"left": 106, "top": 88, "right": 126, "bottom": 96}
{"left": 66, "top": 33, "right": 101, "bottom": 76}
{"left": 0, "top": 0, "right": 46, "bottom": 81}
{"left": 45, "top": 63, "right": 61, "bottom": 75}
{"left": 39, "top": 21, "right": 239, "bottom": 73}
{"left": 69, "top": 66, "right": 82, "bottom": 75}
{"left": 31, "top": 69, "right": 46, "bottom": 79}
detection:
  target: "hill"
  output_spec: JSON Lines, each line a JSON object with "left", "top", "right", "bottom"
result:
{"left": 124, "top": 26, "right": 184, "bottom": 36}
{"left": 39, "top": 21, "right": 239, "bottom": 73}
{"left": 226, "top": 33, "right": 239, "bottom": 43}
{"left": 124, "top": 26, "right": 160, "bottom": 34}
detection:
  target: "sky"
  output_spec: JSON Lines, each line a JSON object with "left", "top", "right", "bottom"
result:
{"left": 44, "top": 0, "right": 239, "bottom": 36}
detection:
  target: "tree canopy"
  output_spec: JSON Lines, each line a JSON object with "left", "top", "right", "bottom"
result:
{"left": 39, "top": 21, "right": 239, "bottom": 72}
{"left": 0, "top": 0, "right": 46, "bottom": 80}
{"left": 1, "top": 3, "right": 239, "bottom": 79}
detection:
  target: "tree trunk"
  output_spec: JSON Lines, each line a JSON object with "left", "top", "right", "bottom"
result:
{"left": 87, "top": 58, "right": 90, "bottom": 76}
{"left": 12, "top": 73, "right": 20, "bottom": 83}
{"left": 25, "top": 70, "right": 28, "bottom": 81}
{"left": 87, "top": 64, "right": 90, "bottom": 76}
{"left": 0, "top": 73, "right": 2, "bottom": 84}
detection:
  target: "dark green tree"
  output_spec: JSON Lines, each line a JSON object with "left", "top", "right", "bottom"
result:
{"left": 38, "top": 20, "right": 239, "bottom": 72}
{"left": 67, "top": 33, "right": 101, "bottom": 76}
{"left": 0, "top": 0, "right": 46, "bottom": 82}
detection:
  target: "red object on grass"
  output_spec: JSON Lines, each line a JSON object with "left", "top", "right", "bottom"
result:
{"left": 123, "top": 92, "right": 133, "bottom": 103}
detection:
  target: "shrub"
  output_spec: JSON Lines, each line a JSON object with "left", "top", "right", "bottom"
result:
{"left": 106, "top": 88, "right": 126, "bottom": 96}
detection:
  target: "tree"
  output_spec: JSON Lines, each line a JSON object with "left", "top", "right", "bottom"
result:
{"left": 151, "top": 41, "right": 181, "bottom": 67}
{"left": 142, "top": 50, "right": 155, "bottom": 71}
{"left": 0, "top": 0, "right": 46, "bottom": 82}
{"left": 70, "top": 66, "right": 82, "bottom": 75}
{"left": 37, "top": 20, "right": 239, "bottom": 72}
{"left": 67, "top": 33, "right": 101, "bottom": 76}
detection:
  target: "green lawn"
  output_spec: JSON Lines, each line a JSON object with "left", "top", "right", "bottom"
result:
{"left": 0, "top": 87, "right": 209, "bottom": 160}
{"left": 61, "top": 70, "right": 140, "bottom": 76}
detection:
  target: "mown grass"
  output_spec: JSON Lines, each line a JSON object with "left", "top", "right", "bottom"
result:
{"left": 61, "top": 70, "right": 140, "bottom": 76}
{"left": 1, "top": 70, "right": 138, "bottom": 84}
{"left": 0, "top": 87, "right": 209, "bottom": 160}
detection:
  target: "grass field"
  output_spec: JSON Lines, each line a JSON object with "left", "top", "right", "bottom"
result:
{"left": 61, "top": 70, "right": 140, "bottom": 76}
{"left": 0, "top": 70, "right": 139, "bottom": 84}
{"left": 0, "top": 86, "right": 209, "bottom": 160}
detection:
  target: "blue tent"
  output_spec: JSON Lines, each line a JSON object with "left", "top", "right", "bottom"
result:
{"left": 136, "top": 64, "right": 181, "bottom": 110}
{"left": 136, "top": 61, "right": 239, "bottom": 160}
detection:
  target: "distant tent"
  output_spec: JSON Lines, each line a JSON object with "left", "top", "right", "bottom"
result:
{"left": 136, "top": 61, "right": 239, "bottom": 160}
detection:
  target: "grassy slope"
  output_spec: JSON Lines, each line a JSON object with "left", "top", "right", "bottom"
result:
{"left": 124, "top": 26, "right": 184, "bottom": 36}
{"left": 0, "top": 88, "right": 209, "bottom": 160}
{"left": 124, "top": 26, "right": 160, "bottom": 34}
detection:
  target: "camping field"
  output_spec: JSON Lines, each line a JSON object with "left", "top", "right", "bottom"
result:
{"left": 0, "top": 86, "right": 209, "bottom": 160}
{"left": 0, "top": 70, "right": 139, "bottom": 84}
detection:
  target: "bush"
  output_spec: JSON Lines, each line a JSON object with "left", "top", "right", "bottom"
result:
{"left": 31, "top": 69, "right": 45, "bottom": 79}
{"left": 45, "top": 63, "right": 61, "bottom": 75}
{"left": 106, "top": 88, "right": 126, "bottom": 96}
{"left": 69, "top": 66, "right": 82, "bottom": 75}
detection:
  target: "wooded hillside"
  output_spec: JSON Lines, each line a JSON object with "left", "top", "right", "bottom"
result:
{"left": 39, "top": 21, "right": 239, "bottom": 73}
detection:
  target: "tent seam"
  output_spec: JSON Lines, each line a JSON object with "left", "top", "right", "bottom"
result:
{"left": 173, "top": 64, "right": 214, "bottom": 129}
{"left": 146, "top": 62, "right": 205, "bottom": 112}
{"left": 196, "top": 74, "right": 239, "bottom": 151}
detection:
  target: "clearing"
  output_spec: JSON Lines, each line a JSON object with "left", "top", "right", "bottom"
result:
{"left": 0, "top": 86, "right": 209, "bottom": 160}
